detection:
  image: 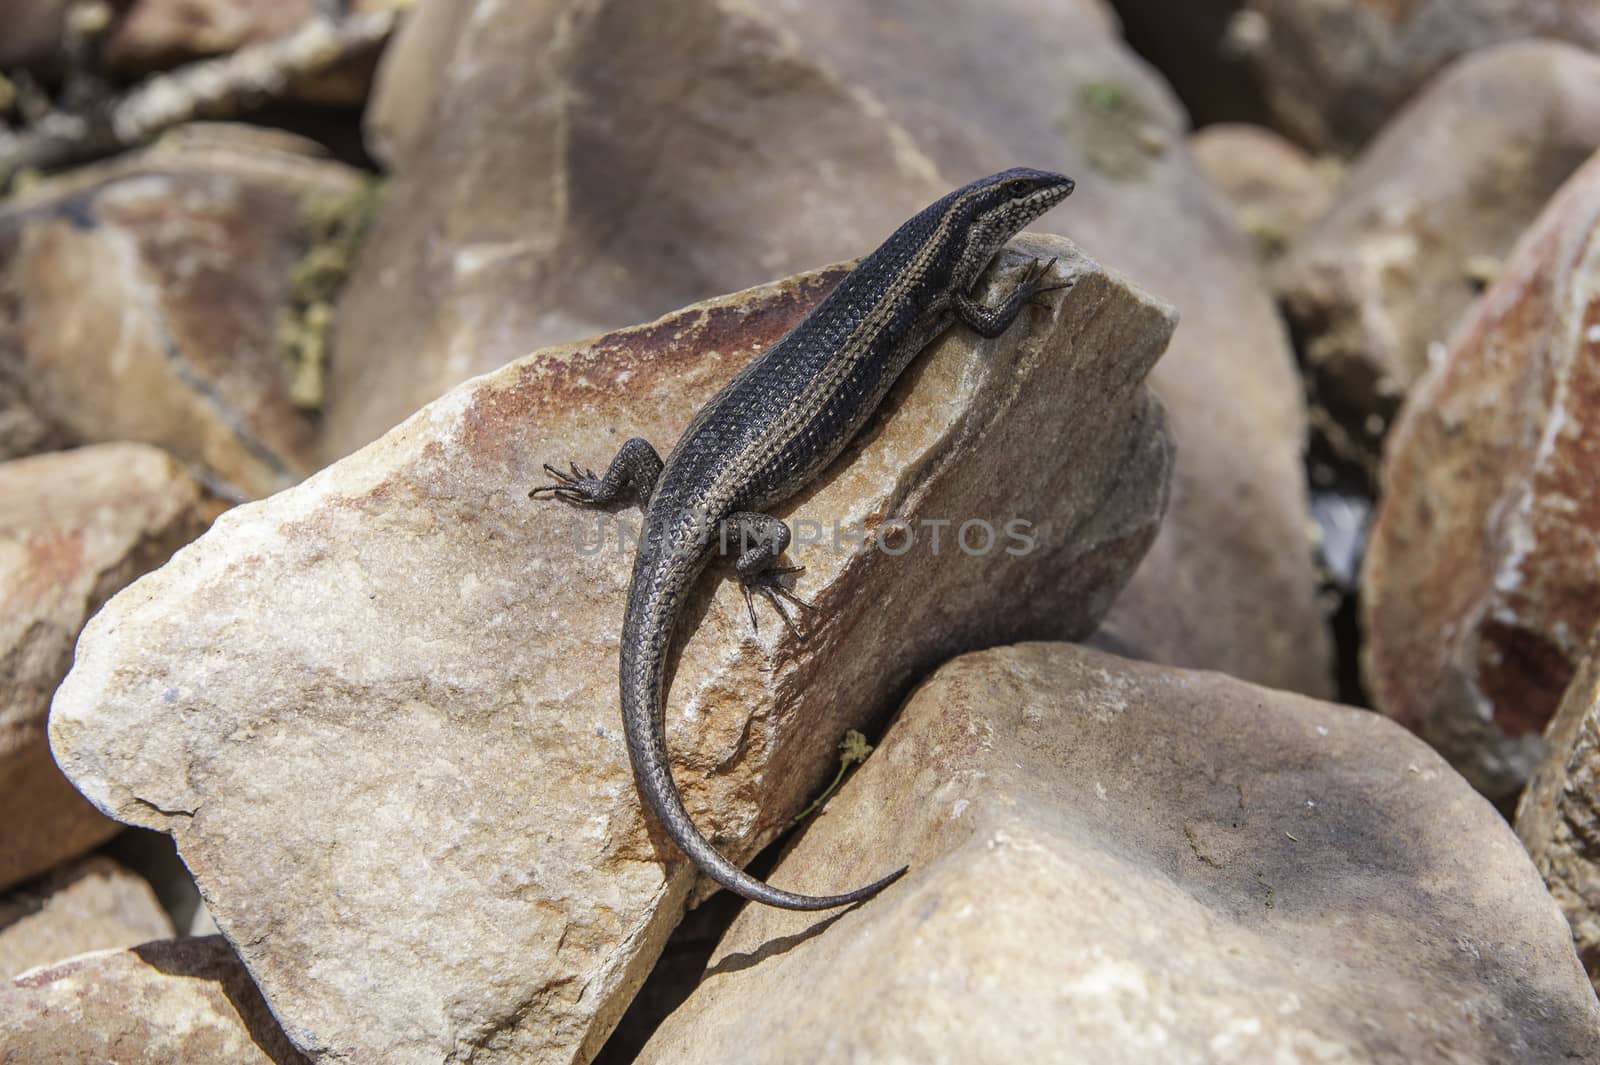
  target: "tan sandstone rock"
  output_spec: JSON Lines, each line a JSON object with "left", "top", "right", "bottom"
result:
{"left": 1239, "top": 0, "right": 1600, "bottom": 153}
{"left": 336, "top": 0, "right": 1330, "bottom": 697}
{"left": 0, "top": 124, "right": 368, "bottom": 498}
{"left": 0, "top": 855, "right": 174, "bottom": 982}
{"left": 638, "top": 642, "right": 1600, "bottom": 1065}
{"left": 1189, "top": 122, "right": 1335, "bottom": 261}
{"left": 0, "top": 443, "right": 208, "bottom": 890}
{"left": 0, "top": 362, "right": 71, "bottom": 462}
{"left": 1276, "top": 42, "right": 1600, "bottom": 471}
{"left": 1518, "top": 629, "right": 1600, "bottom": 990}
{"left": 0, "top": 935, "right": 309, "bottom": 1065}
{"left": 50, "top": 238, "right": 1174, "bottom": 1065}
{"left": 1363, "top": 148, "right": 1600, "bottom": 802}
{"left": 104, "top": 826, "right": 220, "bottom": 938}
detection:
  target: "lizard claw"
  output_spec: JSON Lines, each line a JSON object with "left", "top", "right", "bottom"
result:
{"left": 740, "top": 568, "right": 813, "bottom": 641}
{"left": 1020, "top": 257, "right": 1072, "bottom": 308}
{"left": 529, "top": 461, "right": 603, "bottom": 503}
{"left": 1017, "top": 257, "right": 1068, "bottom": 307}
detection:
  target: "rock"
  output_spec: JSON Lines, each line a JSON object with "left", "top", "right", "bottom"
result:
{"left": 1106, "top": 0, "right": 1269, "bottom": 128}
{"left": 638, "top": 643, "right": 1600, "bottom": 1065}
{"left": 1, "top": 935, "right": 309, "bottom": 1065}
{"left": 0, "top": 361, "right": 71, "bottom": 462}
{"left": 590, "top": 890, "right": 743, "bottom": 1065}
{"left": 96, "top": 2, "right": 395, "bottom": 107}
{"left": 1518, "top": 630, "right": 1600, "bottom": 989}
{"left": 1275, "top": 42, "right": 1600, "bottom": 472}
{"left": 1362, "top": 148, "right": 1600, "bottom": 802}
{"left": 0, "top": 856, "right": 173, "bottom": 982}
{"left": 0, "top": 124, "right": 369, "bottom": 498}
{"left": 102, "top": 0, "right": 317, "bottom": 74}
{"left": 0, "top": 1, "right": 70, "bottom": 73}
{"left": 361, "top": 0, "right": 466, "bottom": 169}
{"left": 332, "top": 0, "right": 1331, "bottom": 697}
{"left": 51, "top": 237, "right": 1173, "bottom": 1065}
{"left": 1188, "top": 122, "right": 1335, "bottom": 261}
{"left": 102, "top": 827, "right": 217, "bottom": 937}
{"left": 1238, "top": 0, "right": 1600, "bottom": 153}
{"left": 0, "top": 443, "right": 209, "bottom": 890}
{"left": 325, "top": 0, "right": 965, "bottom": 457}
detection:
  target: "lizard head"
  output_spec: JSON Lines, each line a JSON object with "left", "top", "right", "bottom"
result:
{"left": 948, "top": 168, "right": 1075, "bottom": 288}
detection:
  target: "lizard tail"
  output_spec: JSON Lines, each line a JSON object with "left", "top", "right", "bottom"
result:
{"left": 653, "top": 778, "right": 908, "bottom": 911}
{"left": 619, "top": 623, "right": 906, "bottom": 909}
{"left": 638, "top": 742, "right": 909, "bottom": 910}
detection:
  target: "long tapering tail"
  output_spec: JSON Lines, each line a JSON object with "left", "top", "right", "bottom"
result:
{"left": 619, "top": 554, "right": 906, "bottom": 910}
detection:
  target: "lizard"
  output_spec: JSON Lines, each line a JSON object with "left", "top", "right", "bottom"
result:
{"left": 531, "top": 167, "right": 1076, "bottom": 910}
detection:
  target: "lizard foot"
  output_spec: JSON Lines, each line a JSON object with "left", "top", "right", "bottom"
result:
{"left": 1019, "top": 256, "right": 1073, "bottom": 308}
{"left": 740, "top": 566, "right": 814, "bottom": 640}
{"left": 528, "top": 461, "right": 606, "bottom": 504}
{"left": 528, "top": 438, "right": 664, "bottom": 508}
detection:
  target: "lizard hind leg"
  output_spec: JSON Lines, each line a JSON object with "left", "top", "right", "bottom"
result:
{"left": 528, "top": 436, "right": 664, "bottom": 506}
{"left": 724, "top": 511, "right": 815, "bottom": 640}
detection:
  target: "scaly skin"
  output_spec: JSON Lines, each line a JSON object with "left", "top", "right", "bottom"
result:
{"left": 533, "top": 168, "right": 1076, "bottom": 909}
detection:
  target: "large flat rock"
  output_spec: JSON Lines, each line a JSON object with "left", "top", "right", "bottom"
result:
{"left": 638, "top": 642, "right": 1600, "bottom": 1064}
{"left": 50, "top": 236, "right": 1174, "bottom": 1064}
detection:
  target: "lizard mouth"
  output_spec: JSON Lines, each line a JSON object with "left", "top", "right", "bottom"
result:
{"left": 1025, "top": 179, "right": 1075, "bottom": 217}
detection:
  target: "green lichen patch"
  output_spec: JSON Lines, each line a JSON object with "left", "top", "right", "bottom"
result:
{"left": 277, "top": 179, "right": 382, "bottom": 412}
{"left": 1058, "top": 79, "right": 1169, "bottom": 182}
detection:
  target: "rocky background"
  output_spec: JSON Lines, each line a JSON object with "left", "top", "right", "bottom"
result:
{"left": 4, "top": 1, "right": 1600, "bottom": 1063}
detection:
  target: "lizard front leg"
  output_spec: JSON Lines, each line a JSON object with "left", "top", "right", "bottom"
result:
{"left": 528, "top": 436, "right": 663, "bottom": 507}
{"left": 953, "top": 256, "right": 1073, "bottom": 339}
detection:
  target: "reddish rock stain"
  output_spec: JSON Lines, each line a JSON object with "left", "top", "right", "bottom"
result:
{"left": 1358, "top": 0, "right": 1425, "bottom": 27}
{"left": 456, "top": 268, "right": 846, "bottom": 463}
{"left": 1476, "top": 620, "right": 1576, "bottom": 738}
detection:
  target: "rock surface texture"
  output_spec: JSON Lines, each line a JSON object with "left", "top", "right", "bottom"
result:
{"left": 0, "top": 936, "right": 309, "bottom": 1065}
{"left": 1518, "top": 630, "right": 1600, "bottom": 989}
{"left": 1276, "top": 42, "right": 1600, "bottom": 470}
{"left": 1188, "top": 122, "right": 1334, "bottom": 261}
{"left": 1239, "top": 0, "right": 1600, "bottom": 153}
{"left": 103, "top": 0, "right": 320, "bottom": 73}
{"left": 0, "top": 0, "right": 70, "bottom": 73}
{"left": 0, "top": 362, "right": 70, "bottom": 463}
{"left": 334, "top": 0, "right": 1331, "bottom": 698}
{"left": 1105, "top": 0, "right": 1264, "bottom": 129}
{"left": 1363, "top": 149, "right": 1600, "bottom": 801}
{"left": 0, "top": 443, "right": 208, "bottom": 890}
{"left": 638, "top": 643, "right": 1600, "bottom": 1065}
{"left": 0, "top": 856, "right": 174, "bottom": 982}
{"left": 0, "top": 125, "right": 366, "bottom": 497}
{"left": 50, "top": 238, "right": 1175, "bottom": 1065}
